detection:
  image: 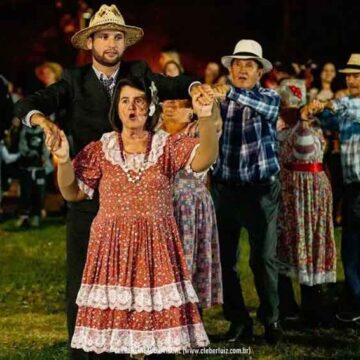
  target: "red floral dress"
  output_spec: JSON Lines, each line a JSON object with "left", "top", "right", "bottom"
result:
{"left": 171, "top": 123, "right": 223, "bottom": 309}
{"left": 277, "top": 122, "right": 336, "bottom": 285}
{"left": 70, "top": 131, "right": 209, "bottom": 355}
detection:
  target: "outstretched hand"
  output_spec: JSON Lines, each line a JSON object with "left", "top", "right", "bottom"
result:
{"left": 45, "top": 130, "right": 70, "bottom": 164}
{"left": 212, "top": 84, "right": 230, "bottom": 100}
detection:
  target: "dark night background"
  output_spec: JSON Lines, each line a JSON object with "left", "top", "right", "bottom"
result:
{"left": 0, "top": 0, "right": 359, "bottom": 92}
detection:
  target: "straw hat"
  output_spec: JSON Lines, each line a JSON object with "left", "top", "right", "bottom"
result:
{"left": 71, "top": 4, "right": 144, "bottom": 50}
{"left": 221, "top": 39, "right": 273, "bottom": 73}
{"left": 339, "top": 54, "right": 360, "bottom": 74}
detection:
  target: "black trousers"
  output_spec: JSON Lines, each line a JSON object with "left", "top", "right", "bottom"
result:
{"left": 213, "top": 179, "right": 280, "bottom": 325}
{"left": 66, "top": 209, "right": 127, "bottom": 360}
{"left": 19, "top": 168, "right": 46, "bottom": 216}
{"left": 341, "top": 183, "right": 360, "bottom": 311}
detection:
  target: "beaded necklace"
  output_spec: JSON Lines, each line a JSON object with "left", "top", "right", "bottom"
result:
{"left": 118, "top": 131, "right": 153, "bottom": 183}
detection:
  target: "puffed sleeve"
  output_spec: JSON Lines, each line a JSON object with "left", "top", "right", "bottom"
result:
{"left": 72, "top": 141, "right": 102, "bottom": 199}
{"left": 165, "top": 133, "right": 200, "bottom": 176}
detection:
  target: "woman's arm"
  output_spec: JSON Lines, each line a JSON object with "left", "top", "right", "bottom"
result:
{"left": 190, "top": 97, "right": 220, "bottom": 172}
{"left": 46, "top": 130, "right": 87, "bottom": 202}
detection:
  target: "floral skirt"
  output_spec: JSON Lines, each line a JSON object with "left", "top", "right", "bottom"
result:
{"left": 277, "top": 170, "right": 336, "bottom": 285}
{"left": 173, "top": 177, "right": 223, "bottom": 308}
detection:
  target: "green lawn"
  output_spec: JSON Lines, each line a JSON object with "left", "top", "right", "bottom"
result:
{"left": 1, "top": 218, "right": 360, "bottom": 359}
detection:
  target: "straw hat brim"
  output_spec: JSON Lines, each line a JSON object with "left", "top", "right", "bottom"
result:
{"left": 338, "top": 67, "right": 360, "bottom": 74}
{"left": 221, "top": 55, "right": 273, "bottom": 73}
{"left": 71, "top": 23, "right": 144, "bottom": 50}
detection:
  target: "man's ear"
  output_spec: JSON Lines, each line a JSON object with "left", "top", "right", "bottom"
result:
{"left": 86, "top": 37, "right": 93, "bottom": 50}
{"left": 258, "top": 68, "right": 264, "bottom": 79}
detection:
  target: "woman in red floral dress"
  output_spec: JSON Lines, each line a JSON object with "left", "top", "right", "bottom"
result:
{"left": 45, "top": 77, "right": 219, "bottom": 356}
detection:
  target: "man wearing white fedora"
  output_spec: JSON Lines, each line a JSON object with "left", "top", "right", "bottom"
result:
{"left": 305, "top": 53, "right": 360, "bottom": 323}
{"left": 14, "top": 4, "right": 209, "bottom": 360}
{"left": 211, "top": 39, "right": 283, "bottom": 344}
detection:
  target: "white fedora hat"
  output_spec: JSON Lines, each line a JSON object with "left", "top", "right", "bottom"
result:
{"left": 71, "top": 4, "right": 144, "bottom": 50}
{"left": 221, "top": 39, "right": 273, "bottom": 73}
{"left": 339, "top": 54, "right": 360, "bottom": 74}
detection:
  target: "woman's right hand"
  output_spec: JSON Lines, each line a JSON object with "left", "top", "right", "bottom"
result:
{"left": 192, "top": 86, "right": 214, "bottom": 118}
{"left": 45, "top": 130, "right": 70, "bottom": 164}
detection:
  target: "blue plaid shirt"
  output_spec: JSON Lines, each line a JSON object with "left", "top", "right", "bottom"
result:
{"left": 319, "top": 96, "right": 360, "bottom": 184}
{"left": 213, "top": 84, "right": 280, "bottom": 183}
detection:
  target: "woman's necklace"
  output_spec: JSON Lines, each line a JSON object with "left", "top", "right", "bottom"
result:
{"left": 118, "top": 132, "right": 153, "bottom": 183}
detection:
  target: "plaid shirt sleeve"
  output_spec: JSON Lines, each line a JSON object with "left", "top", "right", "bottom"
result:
{"left": 227, "top": 85, "right": 280, "bottom": 122}
{"left": 318, "top": 109, "right": 340, "bottom": 130}
{"left": 319, "top": 97, "right": 360, "bottom": 129}
{"left": 333, "top": 97, "right": 360, "bottom": 123}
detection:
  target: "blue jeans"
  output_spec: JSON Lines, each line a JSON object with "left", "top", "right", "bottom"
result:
{"left": 341, "top": 183, "right": 360, "bottom": 310}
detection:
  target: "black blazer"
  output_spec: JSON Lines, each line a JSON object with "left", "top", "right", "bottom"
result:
{"left": 14, "top": 60, "right": 195, "bottom": 212}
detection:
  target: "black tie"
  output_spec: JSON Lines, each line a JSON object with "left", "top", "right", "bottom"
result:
{"left": 100, "top": 76, "right": 114, "bottom": 99}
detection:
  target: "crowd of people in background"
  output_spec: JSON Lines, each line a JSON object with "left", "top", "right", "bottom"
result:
{"left": 1, "top": 3, "right": 360, "bottom": 360}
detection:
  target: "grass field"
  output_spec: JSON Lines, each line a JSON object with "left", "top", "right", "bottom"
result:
{"left": 1, "top": 217, "right": 360, "bottom": 359}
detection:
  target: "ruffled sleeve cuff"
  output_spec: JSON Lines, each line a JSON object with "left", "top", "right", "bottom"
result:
{"left": 77, "top": 179, "right": 95, "bottom": 199}
{"left": 184, "top": 144, "right": 209, "bottom": 180}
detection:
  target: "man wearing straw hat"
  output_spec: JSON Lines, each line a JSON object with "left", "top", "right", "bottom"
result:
{"left": 14, "top": 4, "right": 208, "bottom": 360}
{"left": 211, "top": 39, "right": 283, "bottom": 344}
{"left": 305, "top": 53, "right": 360, "bottom": 324}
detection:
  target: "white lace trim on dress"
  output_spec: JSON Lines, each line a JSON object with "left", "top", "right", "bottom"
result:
{"left": 71, "top": 323, "right": 209, "bottom": 355}
{"left": 278, "top": 266, "right": 336, "bottom": 286}
{"left": 76, "top": 280, "right": 199, "bottom": 311}
{"left": 100, "top": 131, "right": 169, "bottom": 172}
{"left": 77, "top": 179, "right": 94, "bottom": 199}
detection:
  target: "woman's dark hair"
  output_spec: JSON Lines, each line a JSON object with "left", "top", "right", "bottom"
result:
{"left": 109, "top": 77, "right": 161, "bottom": 133}
{"left": 312, "top": 62, "right": 343, "bottom": 93}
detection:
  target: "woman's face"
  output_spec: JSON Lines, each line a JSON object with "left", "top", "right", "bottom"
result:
{"left": 164, "top": 63, "right": 181, "bottom": 77}
{"left": 118, "top": 85, "right": 149, "bottom": 131}
{"left": 320, "top": 63, "right": 336, "bottom": 83}
{"left": 38, "top": 67, "right": 57, "bottom": 86}
{"left": 162, "top": 100, "right": 192, "bottom": 124}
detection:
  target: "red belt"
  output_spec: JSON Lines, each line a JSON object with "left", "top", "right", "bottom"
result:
{"left": 284, "top": 162, "right": 323, "bottom": 173}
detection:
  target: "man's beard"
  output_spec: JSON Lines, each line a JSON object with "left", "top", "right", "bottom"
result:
{"left": 93, "top": 48, "right": 122, "bottom": 67}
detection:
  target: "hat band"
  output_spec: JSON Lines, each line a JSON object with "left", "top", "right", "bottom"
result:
{"left": 344, "top": 64, "right": 360, "bottom": 70}
{"left": 233, "top": 52, "right": 260, "bottom": 58}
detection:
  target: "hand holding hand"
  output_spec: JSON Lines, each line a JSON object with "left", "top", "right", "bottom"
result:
{"left": 190, "top": 84, "right": 214, "bottom": 106}
{"left": 45, "top": 130, "right": 70, "bottom": 164}
{"left": 212, "top": 84, "right": 230, "bottom": 100}
{"left": 192, "top": 91, "right": 214, "bottom": 118}
{"left": 32, "top": 114, "right": 62, "bottom": 151}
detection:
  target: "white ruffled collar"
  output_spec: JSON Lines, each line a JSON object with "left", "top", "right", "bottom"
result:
{"left": 100, "top": 130, "right": 169, "bottom": 172}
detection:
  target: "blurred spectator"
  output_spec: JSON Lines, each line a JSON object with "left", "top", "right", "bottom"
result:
{"left": 0, "top": 75, "right": 14, "bottom": 140}
{"left": 0, "top": 140, "right": 20, "bottom": 222}
{"left": 309, "top": 62, "right": 340, "bottom": 101}
{"left": 299, "top": 59, "right": 317, "bottom": 97}
{"left": 262, "top": 61, "right": 296, "bottom": 89}
{"left": 163, "top": 60, "right": 183, "bottom": 77}
{"left": 159, "top": 45, "right": 184, "bottom": 73}
{"left": 2, "top": 117, "right": 22, "bottom": 193}
{"left": 16, "top": 126, "right": 53, "bottom": 227}
{"left": 203, "top": 62, "right": 221, "bottom": 85}
{"left": 35, "top": 62, "right": 63, "bottom": 87}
